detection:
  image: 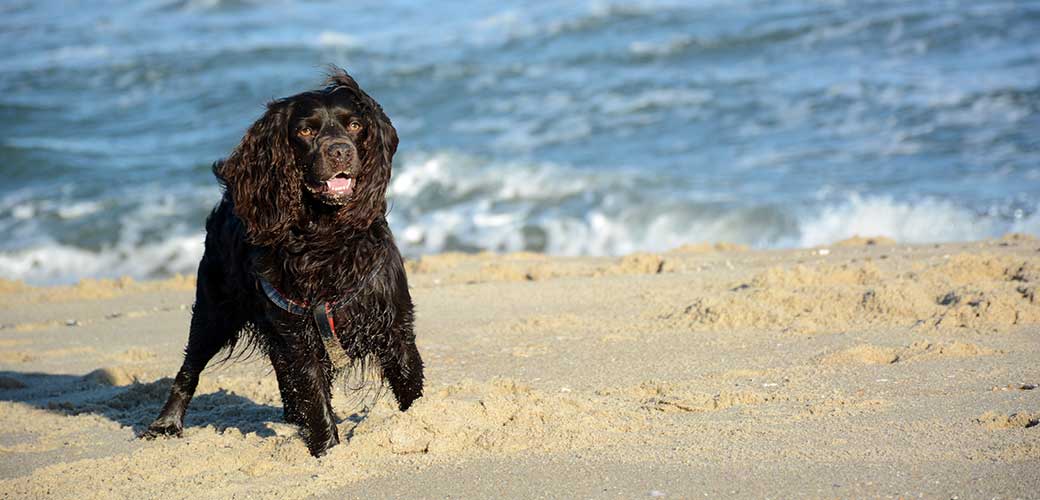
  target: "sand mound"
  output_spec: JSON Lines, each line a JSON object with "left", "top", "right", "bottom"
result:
{"left": 350, "top": 379, "right": 639, "bottom": 455}
{"left": 604, "top": 252, "right": 665, "bottom": 275}
{"left": 83, "top": 367, "right": 141, "bottom": 386}
{"left": 820, "top": 341, "right": 1000, "bottom": 365}
{"left": 659, "top": 254, "right": 1040, "bottom": 333}
{"left": 975, "top": 411, "right": 1040, "bottom": 430}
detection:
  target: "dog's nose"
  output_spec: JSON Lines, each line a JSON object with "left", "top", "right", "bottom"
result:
{"left": 327, "top": 143, "right": 355, "bottom": 163}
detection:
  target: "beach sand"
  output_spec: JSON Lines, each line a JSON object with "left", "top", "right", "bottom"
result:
{"left": 1, "top": 237, "right": 1038, "bottom": 498}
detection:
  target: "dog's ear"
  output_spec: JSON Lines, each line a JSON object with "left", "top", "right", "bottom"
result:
{"left": 372, "top": 103, "right": 400, "bottom": 164}
{"left": 366, "top": 101, "right": 399, "bottom": 179}
{"left": 342, "top": 99, "right": 398, "bottom": 230}
{"left": 214, "top": 99, "right": 302, "bottom": 246}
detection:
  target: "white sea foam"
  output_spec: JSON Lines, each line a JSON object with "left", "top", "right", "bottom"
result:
{"left": 0, "top": 234, "right": 204, "bottom": 285}
{"left": 795, "top": 195, "right": 1004, "bottom": 248}
{"left": 0, "top": 181, "right": 218, "bottom": 284}
{"left": 389, "top": 152, "right": 1037, "bottom": 258}
{"left": 1010, "top": 211, "right": 1040, "bottom": 236}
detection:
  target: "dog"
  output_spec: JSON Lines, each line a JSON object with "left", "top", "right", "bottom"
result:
{"left": 142, "top": 67, "right": 423, "bottom": 457}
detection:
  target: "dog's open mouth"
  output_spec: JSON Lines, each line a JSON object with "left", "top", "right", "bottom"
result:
{"left": 324, "top": 173, "right": 355, "bottom": 197}
{"left": 309, "top": 172, "right": 356, "bottom": 203}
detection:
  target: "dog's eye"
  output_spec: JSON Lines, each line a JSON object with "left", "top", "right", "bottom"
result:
{"left": 297, "top": 127, "right": 315, "bottom": 138}
{"left": 348, "top": 121, "right": 362, "bottom": 132}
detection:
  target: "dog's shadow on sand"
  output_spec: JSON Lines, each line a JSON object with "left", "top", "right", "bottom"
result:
{"left": 0, "top": 370, "right": 374, "bottom": 440}
{"left": 0, "top": 370, "right": 291, "bottom": 437}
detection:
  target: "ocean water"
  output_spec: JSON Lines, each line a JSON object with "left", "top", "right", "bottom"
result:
{"left": 1, "top": 0, "right": 1038, "bottom": 284}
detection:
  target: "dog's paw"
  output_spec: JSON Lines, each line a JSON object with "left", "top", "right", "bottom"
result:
{"left": 393, "top": 382, "right": 423, "bottom": 412}
{"left": 140, "top": 420, "right": 183, "bottom": 439}
{"left": 397, "top": 393, "right": 421, "bottom": 412}
{"left": 304, "top": 428, "right": 341, "bottom": 457}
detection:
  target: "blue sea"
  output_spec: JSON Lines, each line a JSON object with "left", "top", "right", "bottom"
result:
{"left": 1, "top": 0, "right": 1038, "bottom": 284}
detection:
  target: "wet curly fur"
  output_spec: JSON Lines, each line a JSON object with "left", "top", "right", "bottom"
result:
{"left": 142, "top": 67, "right": 423, "bottom": 457}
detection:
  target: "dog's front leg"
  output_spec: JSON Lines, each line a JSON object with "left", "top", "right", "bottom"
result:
{"left": 380, "top": 331, "right": 424, "bottom": 411}
{"left": 143, "top": 259, "right": 244, "bottom": 440}
{"left": 269, "top": 347, "right": 304, "bottom": 426}
{"left": 279, "top": 324, "right": 339, "bottom": 457}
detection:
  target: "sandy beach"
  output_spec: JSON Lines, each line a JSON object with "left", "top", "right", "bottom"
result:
{"left": 1, "top": 236, "right": 1038, "bottom": 498}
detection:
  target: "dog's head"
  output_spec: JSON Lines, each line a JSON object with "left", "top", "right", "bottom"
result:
{"left": 215, "top": 67, "right": 399, "bottom": 245}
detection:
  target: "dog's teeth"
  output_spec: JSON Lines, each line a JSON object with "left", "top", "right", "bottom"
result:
{"left": 325, "top": 177, "right": 354, "bottom": 195}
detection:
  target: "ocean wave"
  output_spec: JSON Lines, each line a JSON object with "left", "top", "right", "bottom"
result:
{"left": 1, "top": 151, "right": 1035, "bottom": 285}
{"left": 388, "top": 152, "right": 1033, "bottom": 257}
{"left": 0, "top": 234, "right": 204, "bottom": 285}
{"left": 0, "top": 181, "right": 217, "bottom": 283}
{"left": 794, "top": 195, "right": 999, "bottom": 248}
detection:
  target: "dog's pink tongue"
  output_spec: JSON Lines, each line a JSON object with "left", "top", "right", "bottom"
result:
{"left": 325, "top": 177, "right": 354, "bottom": 196}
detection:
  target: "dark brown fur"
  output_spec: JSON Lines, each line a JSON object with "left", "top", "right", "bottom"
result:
{"left": 141, "top": 67, "right": 423, "bottom": 457}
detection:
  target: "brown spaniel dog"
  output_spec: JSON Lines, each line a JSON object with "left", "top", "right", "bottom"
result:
{"left": 142, "top": 67, "right": 423, "bottom": 457}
